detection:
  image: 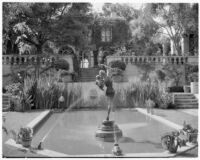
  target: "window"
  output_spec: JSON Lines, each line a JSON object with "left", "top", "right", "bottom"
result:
{"left": 87, "top": 30, "right": 92, "bottom": 43}
{"left": 101, "top": 27, "right": 112, "bottom": 42}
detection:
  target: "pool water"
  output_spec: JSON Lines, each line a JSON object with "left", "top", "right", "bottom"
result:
{"left": 32, "top": 109, "right": 175, "bottom": 156}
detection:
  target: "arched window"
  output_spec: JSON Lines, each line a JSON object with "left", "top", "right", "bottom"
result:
{"left": 58, "top": 46, "right": 74, "bottom": 55}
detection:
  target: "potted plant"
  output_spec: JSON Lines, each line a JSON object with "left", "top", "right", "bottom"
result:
{"left": 18, "top": 127, "right": 33, "bottom": 147}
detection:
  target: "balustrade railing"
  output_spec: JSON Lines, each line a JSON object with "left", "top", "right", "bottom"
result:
{"left": 106, "top": 55, "right": 198, "bottom": 65}
{"left": 2, "top": 55, "right": 56, "bottom": 65}
{"left": 3, "top": 54, "right": 198, "bottom": 66}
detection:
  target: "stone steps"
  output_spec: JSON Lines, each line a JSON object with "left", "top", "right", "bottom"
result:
{"left": 79, "top": 68, "right": 99, "bottom": 82}
{"left": 175, "top": 104, "right": 198, "bottom": 109}
{"left": 173, "top": 93, "right": 198, "bottom": 109}
{"left": 2, "top": 94, "right": 11, "bottom": 112}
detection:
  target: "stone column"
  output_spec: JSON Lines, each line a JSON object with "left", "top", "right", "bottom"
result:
{"left": 181, "top": 34, "right": 189, "bottom": 56}
{"left": 162, "top": 43, "right": 168, "bottom": 56}
{"left": 170, "top": 40, "right": 176, "bottom": 55}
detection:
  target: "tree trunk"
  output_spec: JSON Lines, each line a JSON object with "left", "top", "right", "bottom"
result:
{"left": 173, "top": 38, "right": 181, "bottom": 56}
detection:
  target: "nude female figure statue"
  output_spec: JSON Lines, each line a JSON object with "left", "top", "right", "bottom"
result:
{"left": 96, "top": 64, "right": 121, "bottom": 121}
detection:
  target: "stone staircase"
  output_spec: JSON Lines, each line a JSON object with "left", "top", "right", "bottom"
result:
{"left": 79, "top": 68, "right": 99, "bottom": 82}
{"left": 3, "top": 94, "right": 11, "bottom": 112}
{"left": 173, "top": 93, "right": 198, "bottom": 108}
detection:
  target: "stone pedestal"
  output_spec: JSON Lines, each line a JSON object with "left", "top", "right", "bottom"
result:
{"left": 95, "top": 120, "right": 123, "bottom": 142}
{"left": 190, "top": 82, "right": 198, "bottom": 94}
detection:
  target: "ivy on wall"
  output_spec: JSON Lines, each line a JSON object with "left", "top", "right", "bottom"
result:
{"left": 92, "top": 17, "right": 129, "bottom": 49}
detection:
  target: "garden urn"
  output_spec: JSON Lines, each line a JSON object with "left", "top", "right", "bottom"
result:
{"left": 22, "top": 137, "right": 32, "bottom": 147}
{"left": 20, "top": 127, "right": 33, "bottom": 148}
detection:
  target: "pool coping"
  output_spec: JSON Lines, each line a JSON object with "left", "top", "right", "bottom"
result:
{"left": 26, "top": 110, "right": 52, "bottom": 134}
{"left": 4, "top": 108, "right": 198, "bottom": 157}
{"left": 5, "top": 138, "right": 198, "bottom": 157}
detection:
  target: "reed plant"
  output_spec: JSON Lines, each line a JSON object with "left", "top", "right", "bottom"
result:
{"left": 21, "top": 73, "right": 172, "bottom": 110}
{"left": 117, "top": 79, "right": 163, "bottom": 108}
{"left": 23, "top": 72, "right": 83, "bottom": 110}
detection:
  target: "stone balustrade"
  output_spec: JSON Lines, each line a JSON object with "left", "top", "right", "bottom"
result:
{"left": 2, "top": 55, "right": 57, "bottom": 65}
{"left": 106, "top": 55, "right": 198, "bottom": 65}
{"left": 3, "top": 54, "right": 198, "bottom": 66}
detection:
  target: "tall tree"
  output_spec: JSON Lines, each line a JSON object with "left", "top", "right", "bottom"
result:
{"left": 102, "top": 3, "right": 139, "bottom": 22}
{"left": 144, "top": 3, "right": 198, "bottom": 55}
{"left": 128, "top": 9, "right": 160, "bottom": 55}
{"left": 3, "top": 3, "right": 93, "bottom": 54}
{"left": 51, "top": 3, "right": 93, "bottom": 51}
{"left": 3, "top": 2, "right": 93, "bottom": 78}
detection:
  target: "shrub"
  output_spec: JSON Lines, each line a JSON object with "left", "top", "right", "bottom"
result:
{"left": 156, "top": 92, "right": 174, "bottom": 109}
{"left": 188, "top": 72, "right": 198, "bottom": 82}
{"left": 5, "top": 83, "right": 22, "bottom": 95}
{"left": 167, "top": 86, "right": 184, "bottom": 93}
{"left": 162, "top": 64, "right": 183, "bottom": 86}
{"left": 186, "top": 64, "right": 198, "bottom": 73}
{"left": 185, "top": 64, "right": 198, "bottom": 84}
{"left": 109, "top": 60, "right": 126, "bottom": 71}
{"left": 156, "top": 70, "right": 166, "bottom": 82}
{"left": 54, "top": 59, "right": 69, "bottom": 71}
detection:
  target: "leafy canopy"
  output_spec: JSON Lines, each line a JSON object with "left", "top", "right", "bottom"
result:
{"left": 3, "top": 3, "right": 93, "bottom": 54}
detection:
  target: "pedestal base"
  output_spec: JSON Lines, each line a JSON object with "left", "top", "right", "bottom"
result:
{"left": 95, "top": 120, "right": 123, "bottom": 142}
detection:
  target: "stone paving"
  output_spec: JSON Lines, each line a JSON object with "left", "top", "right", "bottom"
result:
{"left": 2, "top": 110, "right": 47, "bottom": 157}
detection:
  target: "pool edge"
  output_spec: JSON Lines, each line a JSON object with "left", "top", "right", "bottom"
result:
{"left": 5, "top": 138, "right": 198, "bottom": 158}
{"left": 26, "top": 110, "right": 52, "bottom": 134}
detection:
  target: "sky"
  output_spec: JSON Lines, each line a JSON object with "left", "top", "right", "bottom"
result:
{"left": 91, "top": 3, "right": 143, "bottom": 12}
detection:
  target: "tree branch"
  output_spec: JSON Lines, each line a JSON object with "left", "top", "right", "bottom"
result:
{"left": 156, "top": 31, "right": 170, "bottom": 36}
{"left": 60, "top": 4, "right": 67, "bottom": 16}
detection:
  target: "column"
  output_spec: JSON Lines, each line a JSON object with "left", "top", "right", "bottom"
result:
{"left": 181, "top": 34, "right": 189, "bottom": 56}
{"left": 162, "top": 43, "right": 168, "bottom": 56}
{"left": 170, "top": 40, "right": 175, "bottom": 55}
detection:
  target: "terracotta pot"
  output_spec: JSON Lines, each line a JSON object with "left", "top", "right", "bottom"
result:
{"left": 188, "top": 132, "right": 198, "bottom": 143}
{"left": 21, "top": 138, "right": 32, "bottom": 147}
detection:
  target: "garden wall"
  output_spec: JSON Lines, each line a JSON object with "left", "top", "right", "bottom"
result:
{"left": 123, "top": 63, "right": 185, "bottom": 86}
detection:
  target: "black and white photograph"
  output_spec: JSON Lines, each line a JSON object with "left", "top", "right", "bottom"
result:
{"left": 2, "top": 1, "right": 199, "bottom": 158}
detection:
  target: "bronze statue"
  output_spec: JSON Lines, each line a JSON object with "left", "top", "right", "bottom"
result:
{"left": 96, "top": 64, "right": 121, "bottom": 121}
